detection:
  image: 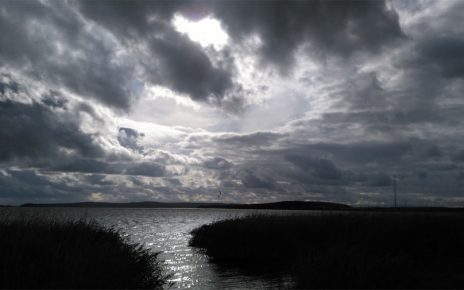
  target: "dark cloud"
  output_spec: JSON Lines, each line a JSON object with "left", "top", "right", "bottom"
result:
{"left": 75, "top": 1, "right": 179, "bottom": 37}
{"left": 0, "top": 75, "right": 19, "bottom": 95}
{"left": 77, "top": 1, "right": 240, "bottom": 109}
{"left": 0, "top": 0, "right": 404, "bottom": 113}
{"left": 240, "top": 171, "right": 273, "bottom": 189}
{"left": 416, "top": 37, "right": 464, "bottom": 79}
{"left": 6, "top": 169, "right": 51, "bottom": 186}
{"left": 85, "top": 174, "right": 115, "bottom": 186}
{"left": 211, "top": 0, "right": 403, "bottom": 73}
{"left": 118, "top": 127, "right": 144, "bottom": 152}
{"left": 0, "top": 99, "right": 104, "bottom": 163}
{"left": 0, "top": 78, "right": 133, "bottom": 180}
{"left": 402, "top": 1, "right": 464, "bottom": 80}
{"left": 125, "top": 163, "right": 166, "bottom": 177}
{"left": 423, "top": 146, "right": 442, "bottom": 159}
{"left": 41, "top": 91, "right": 68, "bottom": 109}
{"left": 319, "top": 107, "right": 464, "bottom": 135}
{"left": 51, "top": 159, "right": 117, "bottom": 175}
{"left": 201, "top": 130, "right": 464, "bottom": 204}
{"left": 215, "top": 132, "right": 284, "bottom": 148}
{"left": 335, "top": 72, "right": 386, "bottom": 110}
{"left": 368, "top": 173, "right": 392, "bottom": 187}
{"left": 148, "top": 30, "right": 235, "bottom": 102}
{"left": 0, "top": 1, "right": 239, "bottom": 111}
{"left": 163, "top": 178, "right": 182, "bottom": 186}
{"left": 388, "top": 1, "right": 464, "bottom": 118}
{"left": 285, "top": 154, "right": 342, "bottom": 180}
{"left": 417, "top": 171, "right": 428, "bottom": 179}
{"left": 296, "top": 142, "right": 412, "bottom": 166}
{"left": 202, "top": 157, "right": 233, "bottom": 170}
{"left": 48, "top": 158, "right": 169, "bottom": 178}
{"left": 0, "top": 1, "right": 133, "bottom": 109}
{"left": 454, "top": 151, "right": 464, "bottom": 163}
{"left": 0, "top": 169, "right": 87, "bottom": 203}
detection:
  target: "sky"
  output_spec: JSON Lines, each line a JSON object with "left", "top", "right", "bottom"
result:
{"left": 1, "top": 0, "right": 463, "bottom": 206}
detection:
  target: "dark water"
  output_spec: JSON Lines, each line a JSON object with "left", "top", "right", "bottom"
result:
{"left": 1, "top": 208, "right": 296, "bottom": 289}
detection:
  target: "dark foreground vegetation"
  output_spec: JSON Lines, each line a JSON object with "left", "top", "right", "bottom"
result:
{"left": 0, "top": 219, "right": 170, "bottom": 289}
{"left": 190, "top": 212, "right": 464, "bottom": 289}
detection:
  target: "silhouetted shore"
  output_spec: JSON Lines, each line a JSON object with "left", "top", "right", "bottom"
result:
{"left": 198, "top": 200, "right": 351, "bottom": 210}
{"left": 0, "top": 218, "right": 170, "bottom": 289}
{"left": 20, "top": 200, "right": 464, "bottom": 213}
{"left": 20, "top": 200, "right": 350, "bottom": 210}
{"left": 190, "top": 212, "right": 464, "bottom": 289}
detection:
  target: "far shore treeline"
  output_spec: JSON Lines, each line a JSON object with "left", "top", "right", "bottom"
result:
{"left": 17, "top": 200, "right": 464, "bottom": 212}
{"left": 19, "top": 200, "right": 349, "bottom": 210}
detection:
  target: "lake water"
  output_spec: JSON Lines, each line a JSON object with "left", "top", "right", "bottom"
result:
{"left": 1, "top": 208, "right": 296, "bottom": 289}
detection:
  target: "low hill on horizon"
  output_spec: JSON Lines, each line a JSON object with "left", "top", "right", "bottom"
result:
{"left": 20, "top": 200, "right": 351, "bottom": 210}
{"left": 197, "top": 200, "right": 351, "bottom": 210}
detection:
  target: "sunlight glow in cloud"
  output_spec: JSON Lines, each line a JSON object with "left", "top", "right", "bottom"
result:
{"left": 172, "top": 14, "right": 228, "bottom": 49}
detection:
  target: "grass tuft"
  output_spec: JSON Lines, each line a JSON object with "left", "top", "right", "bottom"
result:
{"left": 0, "top": 218, "right": 171, "bottom": 289}
{"left": 190, "top": 212, "right": 464, "bottom": 289}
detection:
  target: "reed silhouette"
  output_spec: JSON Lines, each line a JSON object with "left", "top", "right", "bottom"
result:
{"left": 190, "top": 212, "right": 464, "bottom": 289}
{"left": 0, "top": 218, "right": 170, "bottom": 289}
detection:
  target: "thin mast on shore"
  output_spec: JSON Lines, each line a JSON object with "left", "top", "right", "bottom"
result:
{"left": 393, "top": 175, "right": 397, "bottom": 208}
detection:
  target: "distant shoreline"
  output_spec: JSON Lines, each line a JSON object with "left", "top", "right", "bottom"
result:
{"left": 16, "top": 200, "right": 464, "bottom": 212}
{"left": 19, "top": 200, "right": 349, "bottom": 210}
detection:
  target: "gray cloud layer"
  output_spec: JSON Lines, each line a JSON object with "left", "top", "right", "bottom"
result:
{"left": 0, "top": 0, "right": 404, "bottom": 110}
{"left": 76, "top": 1, "right": 240, "bottom": 108}
{"left": 0, "top": 97, "right": 103, "bottom": 163}
{"left": 1, "top": 0, "right": 464, "bottom": 206}
{"left": 211, "top": 0, "right": 403, "bottom": 72}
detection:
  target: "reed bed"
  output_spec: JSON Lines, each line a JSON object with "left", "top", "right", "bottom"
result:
{"left": 190, "top": 212, "right": 464, "bottom": 289}
{"left": 0, "top": 217, "right": 170, "bottom": 289}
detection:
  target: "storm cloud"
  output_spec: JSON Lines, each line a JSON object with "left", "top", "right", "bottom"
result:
{"left": 211, "top": 0, "right": 404, "bottom": 72}
{"left": 77, "top": 0, "right": 240, "bottom": 107}
{"left": 1, "top": 0, "right": 463, "bottom": 206}
{"left": 0, "top": 98, "right": 104, "bottom": 163}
